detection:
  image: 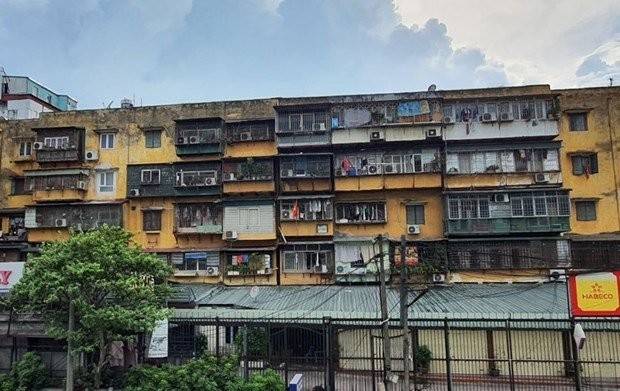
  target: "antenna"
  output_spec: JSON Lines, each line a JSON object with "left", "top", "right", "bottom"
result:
{"left": 249, "top": 286, "right": 259, "bottom": 301}
{"left": 427, "top": 84, "right": 437, "bottom": 92}
{"left": 610, "top": 77, "right": 614, "bottom": 87}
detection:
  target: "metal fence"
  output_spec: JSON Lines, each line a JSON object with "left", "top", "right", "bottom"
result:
{"left": 166, "top": 316, "right": 620, "bottom": 391}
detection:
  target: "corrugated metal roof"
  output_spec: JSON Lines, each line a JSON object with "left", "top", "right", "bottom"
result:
{"left": 171, "top": 282, "right": 569, "bottom": 322}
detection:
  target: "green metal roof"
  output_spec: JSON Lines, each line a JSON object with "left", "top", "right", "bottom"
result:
{"left": 171, "top": 282, "right": 571, "bottom": 325}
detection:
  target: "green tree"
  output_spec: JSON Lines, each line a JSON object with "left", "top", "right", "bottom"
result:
{"left": 9, "top": 225, "right": 173, "bottom": 388}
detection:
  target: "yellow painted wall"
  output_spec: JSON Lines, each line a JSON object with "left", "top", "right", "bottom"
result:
{"left": 223, "top": 141, "right": 276, "bottom": 158}
{"left": 334, "top": 190, "right": 444, "bottom": 240}
{"left": 335, "top": 173, "right": 441, "bottom": 192}
{"left": 223, "top": 181, "right": 275, "bottom": 194}
{"left": 279, "top": 179, "right": 331, "bottom": 193}
{"left": 557, "top": 87, "right": 620, "bottom": 234}
{"left": 279, "top": 271, "right": 334, "bottom": 286}
{"left": 280, "top": 221, "right": 333, "bottom": 237}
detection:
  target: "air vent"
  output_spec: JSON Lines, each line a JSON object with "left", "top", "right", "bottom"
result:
{"left": 85, "top": 150, "right": 98, "bottom": 161}
{"left": 407, "top": 224, "right": 420, "bottom": 235}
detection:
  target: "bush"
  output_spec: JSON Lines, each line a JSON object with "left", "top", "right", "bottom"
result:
{"left": 234, "top": 327, "right": 268, "bottom": 357}
{"left": 10, "top": 352, "right": 47, "bottom": 391}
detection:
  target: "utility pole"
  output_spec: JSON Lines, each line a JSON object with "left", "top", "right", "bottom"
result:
{"left": 66, "top": 300, "right": 74, "bottom": 391}
{"left": 377, "top": 235, "right": 392, "bottom": 389}
{"left": 400, "top": 235, "right": 411, "bottom": 391}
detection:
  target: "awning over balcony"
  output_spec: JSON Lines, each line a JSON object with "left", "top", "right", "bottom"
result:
{"left": 23, "top": 169, "right": 90, "bottom": 177}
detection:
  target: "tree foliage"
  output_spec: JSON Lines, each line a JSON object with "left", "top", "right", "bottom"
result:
{"left": 8, "top": 225, "right": 173, "bottom": 387}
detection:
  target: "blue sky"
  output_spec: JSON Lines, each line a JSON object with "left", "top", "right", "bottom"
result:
{"left": 1, "top": 0, "right": 618, "bottom": 109}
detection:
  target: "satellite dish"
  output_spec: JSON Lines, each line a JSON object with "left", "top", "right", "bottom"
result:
{"left": 427, "top": 84, "right": 437, "bottom": 92}
{"left": 249, "top": 286, "right": 259, "bottom": 300}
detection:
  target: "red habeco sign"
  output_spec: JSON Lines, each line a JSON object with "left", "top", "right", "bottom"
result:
{"left": 0, "top": 262, "right": 25, "bottom": 294}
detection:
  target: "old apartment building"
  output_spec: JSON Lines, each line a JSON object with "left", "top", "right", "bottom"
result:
{"left": 0, "top": 85, "right": 618, "bottom": 288}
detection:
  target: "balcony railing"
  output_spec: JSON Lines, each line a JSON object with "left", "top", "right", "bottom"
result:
{"left": 447, "top": 216, "right": 570, "bottom": 235}
{"left": 36, "top": 148, "right": 79, "bottom": 163}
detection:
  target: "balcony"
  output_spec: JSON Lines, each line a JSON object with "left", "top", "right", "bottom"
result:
{"left": 173, "top": 169, "right": 221, "bottom": 196}
{"left": 32, "top": 187, "right": 86, "bottom": 202}
{"left": 36, "top": 147, "right": 80, "bottom": 163}
{"left": 447, "top": 216, "right": 570, "bottom": 236}
{"left": 174, "top": 118, "right": 224, "bottom": 156}
{"left": 173, "top": 204, "right": 222, "bottom": 235}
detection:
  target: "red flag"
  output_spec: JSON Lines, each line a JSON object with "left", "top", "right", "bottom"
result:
{"left": 292, "top": 201, "right": 299, "bottom": 219}
{"left": 585, "top": 164, "right": 591, "bottom": 179}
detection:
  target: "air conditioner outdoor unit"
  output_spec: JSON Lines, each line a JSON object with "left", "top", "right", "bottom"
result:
{"left": 224, "top": 172, "right": 235, "bottom": 181}
{"left": 313, "top": 122, "right": 326, "bottom": 131}
{"left": 370, "top": 131, "right": 384, "bottom": 141}
{"left": 442, "top": 116, "right": 454, "bottom": 124}
{"left": 336, "top": 265, "right": 346, "bottom": 275}
{"left": 407, "top": 224, "right": 420, "bottom": 235}
{"left": 426, "top": 128, "right": 440, "bottom": 138}
{"left": 206, "top": 267, "right": 219, "bottom": 276}
{"left": 85, "top": 150, "right": 98, "bottom": 161}
{"left": 240, "top": 132, "right": 252, "bottom": 141}
{"left": 129, "top": 188, "right": 140, "bottom": 197}
{"left": 224, "top": 230, "right": 238, "bottom": 240}
{"left": 432, "top": 273, "right": 446, "bottom": 283}
{"left": 176, "top": 136, "right": 186, "bottom": 144}
{"left": 367, "top": 164, "right": 381, "bottom": 174}
{"left": 481, "top": 113, "right": 497, "bottom": 122}
{"left": 33, "top": 141, "right": 44, "bottom": 150}
{"left": 55, "top": 218, "right": 67, "bottom": 228}
{"left": 493, "top": 193, "right": 510, "bottom": 203}
{"left": 335, "top": 169, "right": 343, "bottom": 177}
{"left": 281, "top": 169, "right": 294, "bottom": 178}
{"left": 384, "top": 165, "right": 395, "bottom": 174}
{"left": 188, "top": 136, "right": 199, "bottom": 144}
{"left": 535, "top": 173, "right": 549, "bottom": 183}
{"left": 350, "top": 267, "right": 367, "bottom": 275}
{"left": 205, "top": 177, "right": 216, "bottom": 185}
{"left": 76, "top": 181, "right": 88, "bottom": 190}
{"left": 499, "top": 112, "right": 514, "bottom": 122}
{"left": 280, "top": 210, "right": 291, "bottom": 219}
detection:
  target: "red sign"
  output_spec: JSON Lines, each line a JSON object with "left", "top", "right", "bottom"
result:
{"left": 569, "top": 271, "right": 620, "bottom": 317}
{"left": 0, "top": 262, "right": 24, "bottom": 293}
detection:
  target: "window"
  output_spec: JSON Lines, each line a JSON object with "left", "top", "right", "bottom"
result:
{"left": 335, "top": 202, "right": 386, "bottom": 223}
{"left": 575, "top": 201, "right": 597, "bottom": 221}
{"left": 143, "top": 210, "right": 162, "bottom": 231}
{"left": 175, "top": 170, "right": 218, "bottom": 187}
{"left": 43, "top": 137, "right": 69, "bottom": 149}
{"left": 18, "top": 141, "right": 32, "bottom": 157}
{"left": 280, "top": 199, "right": 333, "bottom": 221}
{"left": 145, "top": 129, "right": 162, "bottom": 148}
{"left": 171, "top": 251, "right": 219, "bottom": 273}
{"left": 178, "top": 128, "right": 220, "bottom": 144}
{"left": 572, "top": 154, "right": 598, "bottom": 176}
{"left": 510, "top": 192, "right": 570, "bottom": 217}
{"left": 97, "top": 170, "right": 115, "bottom": 193}
{"left": 141, "top": 169, "right": 161, "bottom": 184}
{"left": 569, "top": 113, "right": 588, "bottom": 131}
{"left": 239, "top": 207, "right": 260, "bottom": 228}
{"left": 448, "top": 196, "right": 490, "bottom": 219}
{"left": 175, "top": 204, "right": 222, "bottom": 230}
{"left": 282, "top": 243, "right": 333, "bottom": 273}
{"left": 100, "top": 133, "right": 115, "bottom": 149}
{"left": 11, "top": 178, "right": 27, "bottom": 195}
{"left": 406, "top": 204, "right": 425, "bottom": 224}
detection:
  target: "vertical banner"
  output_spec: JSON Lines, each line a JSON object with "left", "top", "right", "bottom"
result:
{"left": 569, "top": 272, "right": 620, "bottom": 317}
{"left": 147, "top": 319, "right": 169, "bottom": 358}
